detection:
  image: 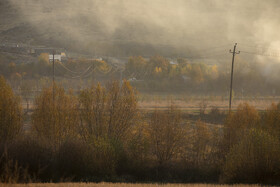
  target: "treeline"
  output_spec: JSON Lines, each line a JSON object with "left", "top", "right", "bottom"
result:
{"left": 0, "top": 76, "right": 280, "bottom": 184}
{"left": 0, "top": 53, "right": 114, "bottom": 90}
{"left": 125, "top": 56, "right": 280, "bottom": 95}
{"left": 2, "top": 52, "right": 280, "bottom": 95}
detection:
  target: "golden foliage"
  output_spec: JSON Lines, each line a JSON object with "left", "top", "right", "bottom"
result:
{"left": 79, "top": 83, "right": 107, "bottom": 139}
{"left": 79, "top": 80, "right": 138, "bottom": 142}
{"left": 0, "top": 76, "right": 22, "bottom": 142}
{"left": 38, "top": 53, "right": 50, "bottom": 66}
{"left": 263, "top": 102, "right": 280, "bottom": 139}
{"left": 192, "top": 120, "right": 212, "bottom": 166}
{"left": 148, "top": 105, "right": 184, "bottom": 165}
{"left": 0, "top": 182, "right": 263, "bottom": 187}
{"left": 0, "top": 183, "right": 264, "bottom": 187}
{"left": 32, "top": 83, "right": 79, "bottom": 148}
{"left": 221, "top": 128, "right": 280, "bottom": 183}
{"left": 224, "top": 103, "right": 260, "bottom": 150}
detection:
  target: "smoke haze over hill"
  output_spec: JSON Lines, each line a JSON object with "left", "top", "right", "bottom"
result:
{"left": 0, "top": 0, "right": 278, "bottom": 56}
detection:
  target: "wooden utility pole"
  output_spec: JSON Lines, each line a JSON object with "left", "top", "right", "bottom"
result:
{"left": 229, "top": 43, "right": 240, "bottom": 112}
{"left": 52, "top": 50, "right": 55, "bottom": 103}
{"left": 120, "top": 69, "right": 123, "bottom": 87}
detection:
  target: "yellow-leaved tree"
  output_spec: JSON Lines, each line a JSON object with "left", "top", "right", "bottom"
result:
{"left": 32, "top": 84, "right": 79, "bottom": 148}
{"left": 106, "top": 80, "right": 138, "bottom": 141}
{"left": 79, "top": 80, "right": 138, "bottom": 142}
{"left": 223, "top": 103, "right": 260, "bottom": 152}
{"left": 263, "top": 102, "right": 280, "bottom": 140}
{"left": 0, "top": 76, "right": 22, "bottom": 142}
{"left": 149, "top": 105, "right": 184, "bottom": 167}
{"left": 221, "top": 128, "right": 280, "bottom": 183}
{"left": 79, "top": 83, "right": 107, "bottom": 140}
{"left": 78, "top": 81, "right": 139, "bottom": 175}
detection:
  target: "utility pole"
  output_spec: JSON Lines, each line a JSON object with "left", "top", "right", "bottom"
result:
{"left": 120, "top": 69, "right": 123, "bottom": 87}
{"left": 229, "top": 43, "right": 240, "bottom": 112}
{"left": 52, "top": 50, "right": 55, "bottom": 103}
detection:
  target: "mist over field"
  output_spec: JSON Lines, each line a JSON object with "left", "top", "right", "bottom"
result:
{"left": 3, "top": 0, "right": 280, "bottom": 56}
{"left": 1, "top": 1, "right": 280, "bottom": 185}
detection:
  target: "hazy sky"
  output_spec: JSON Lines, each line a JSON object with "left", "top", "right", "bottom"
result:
{"left": 6, "top": 0, "right": 280, "bottom": 56}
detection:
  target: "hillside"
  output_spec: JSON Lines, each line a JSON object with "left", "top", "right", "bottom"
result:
{"left": 0, "top": 0, "right": 190, "bottom": 57}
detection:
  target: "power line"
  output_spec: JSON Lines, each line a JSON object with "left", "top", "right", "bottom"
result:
{"left": 238, "top": 42, "right": 280, "bottom": 52}
{"left": 57, "top": 62, "right": 93, "bottom": 75}
{"left": 97, "top": 66, "right": 112, "bottom": 74}
{"left": 54, "top": 63, "right": 97, "bottom": 79}
{"left": 187, "top": 52, "right": 229, "bottom": 59}
{"left": 193, "top": 44, "right": 232, "bottom": 52}
{"left": 240, "top": 50, "right": 280, "bottom": 58}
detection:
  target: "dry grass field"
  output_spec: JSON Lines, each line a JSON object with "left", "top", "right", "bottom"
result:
{"left": 0, "top": 183, "right": 264, "bottom": 187}
{"left": 138, "top": 99, "right": 279, "bottom": 111}
{"left": 21, "top": 97, "right": 280, "bottom": 113}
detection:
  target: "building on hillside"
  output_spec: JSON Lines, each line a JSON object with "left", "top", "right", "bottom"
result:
{"left": 169, "top": 61, "right": 178, "bottom": 65}
{"left": 49, "top": 54, "right": 62, "bottom": 62}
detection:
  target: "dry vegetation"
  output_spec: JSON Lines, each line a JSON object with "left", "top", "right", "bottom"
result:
{"left": 0, "top": 183, "right": 264, "bottom": 187}
{"left": 1, "top": 76, "right": 280, "bottom": 184}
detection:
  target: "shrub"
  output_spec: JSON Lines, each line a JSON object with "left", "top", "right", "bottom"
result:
{"left": 0, "top": 136, "right": 53, "bottom": 182}
{"left": 56, "top": 139, "right": 90, "bottom": 180}
{"left": 221, "top": 128, "right": 280, "bottom": 183}
{"left": 263, "top": 102, "right": 280, "bottom": 140}
{"left": 223, "top": 103, "right": 260, "bottom": 152}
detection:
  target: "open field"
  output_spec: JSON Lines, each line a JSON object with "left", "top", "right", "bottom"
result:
{"left": 137, "top": 94, "right": 280, "bottom": 111}
{"left": 21, "top": 96, "right": 280, "bottom": 112}
{"left": 0, "top": 183, "right": 265, "bottom": 187}
{"left": 138, "top": 99, "right": 278, "bottom": 111}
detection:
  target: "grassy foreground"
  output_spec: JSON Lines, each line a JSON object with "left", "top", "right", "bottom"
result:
{"left": 0, "top": 183, "right": 263, "bottom": 187}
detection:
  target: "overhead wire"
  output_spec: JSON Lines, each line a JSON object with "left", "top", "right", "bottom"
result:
{"left": 77, "top": 66, "right": 98, "bottom": 79}
{"left": 57, "top": 62, "right": 93, "bottom": 75}
{"left": 240, "top": 50, "right": 280, "bottom": 58}
{"left": 185, "top": 51, "right": 229, "bottom": 59}
{"left": 55, "top": 63, "right": 98, "bottom": 79}
{"left": 192, "top": 44, "right": 232, "bottom": 52}
{"left": 96, "top": 65, "right": 112, "bottom": 74}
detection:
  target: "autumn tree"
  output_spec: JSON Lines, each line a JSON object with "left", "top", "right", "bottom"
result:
{"left": 191, "top": 64, "right": 204, "bottom": 84}
{"left": 221, "top": 128, "right": 280, "bottom": 183}
{"left": 0, "top": 76, "right": 22, "bottom": 142}
{"left": 148, "top": 105, "right": 184, "bottom": 167}
{"left": 263, "top": 102, "right": 280, "bottom": 140}
{"left": 20, "top": 80, "right": 33, "bottom": 112}
{"left": 125, "top": 56, "right": 147, "bottom": 79}
{"left": 32, "top": 84, "right": 79, "bottom": 148}
{"left": 79, "top": 83, "right": 107, "bottom": 140}
{"left": 148, "top": 55, "right": 169, "bottom": 79}
{"left": 78, "top": 81, "right": 139, "bottom": 176}
{"left": 36, "top": 53, "right": 51, "bottom": 76}
{"left": 223, "top": 103, "right": 260, "bottom": 152}
{"left": 126, "top": 122, "right": 150, "bottom": 164}
{"left": 38, "top": 53, "right": 49, "bottom": 65}
{"left": 79, "top": 80, "right": 138, "bottom": 142}
{"left": 106, "top": 80, "right": 138, "bottom": 141}
{"left": 192, "top": 120, "right": 212, "bottom": 167}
